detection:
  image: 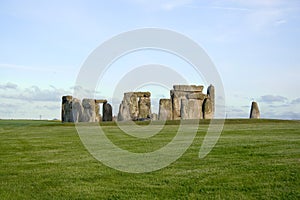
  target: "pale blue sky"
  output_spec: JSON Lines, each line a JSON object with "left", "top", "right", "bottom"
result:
{"left": 0, "top": 0, "right": 300, "bottom": 119}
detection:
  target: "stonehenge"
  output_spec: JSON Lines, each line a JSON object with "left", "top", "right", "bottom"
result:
{"left": 250, "top": 101, "right": 260, "bottom": 119}
{"left": 61, "top": 96, "right": 112, "bottom": 123}
{"left": 62, "top": 84, "right": 216, "bottom": 122}
{"left": 61, "top": 85, "right": 265, "bottom": 122}
{"left": 116, "top": 85, "right": 215, "bottom": 121}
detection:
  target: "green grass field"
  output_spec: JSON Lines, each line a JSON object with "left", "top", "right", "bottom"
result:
{"left": 0, "top": 119, "right": 299, "bottom": 199}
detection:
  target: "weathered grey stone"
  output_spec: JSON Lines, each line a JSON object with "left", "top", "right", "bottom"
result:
{"left": 61, "top": 96, "right": 113, "bottom": 123}
{"left": 158, "top": 99, "right": 173, "bottom": 120}
{"left": 203, "top": 98, "right": 213, "bottom": 119}
{"left": 127, "top": 93, "right": 139, "bottom": 120}
{"left": 170, "top": 90, "right": 188, "bottom": 120}
{"left": 207, "top": 84, "right": 215, "bottom": 113}
{"left": 117, "top": 93, "right": 138, "bottom": 121}
{"left": 95, "top": 102, "right": 101, "bottom": 122}
{"left": 95, "top": 99, "right": 107, "bottom": 104}
{"left": 134, "top": 92, "right": 151, "bottom": 98}
{"left": 61, "top": 95, "right": 73, "bottom": 122}
{"left": 151, "top": 113, "right": 158, "bottom": 121}
{"left": 173, "top": 85, "right": 203, "bottom": 92}
{"left": 72, "top": 98, "right": 83, "bottom": 123}
{"left": 118, "top": 92, "right": 151, "bottom": 121}
{"left": 181, "top": 99, "right": 202, "bottom": 119}
{"left": 103, "top": 103, "right": 113, "bottom": 121}
{"left": 138, "top": 97, "right": 151, "bottom": 119}
{"left": 250, "top": 101, "right": 260, "bottom": 119}
{"left": 82, "top": 99, "right": 96, "bottom": 122}
{"left": 187, "top": 92, "right": 206, "bottom": 100}
{"left": 118, "top": 101, "right": 130, "bottom": 121}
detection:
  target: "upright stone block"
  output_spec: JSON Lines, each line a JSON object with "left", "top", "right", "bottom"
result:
{"left": 82, "top": 99, "right": 96, "bottom": 122}
{"left": 158, "top": 99, "right": 173, "bottom": 120}
{"left": 207, "top": 84, "right": 215, "bottom": 113}
{"left": 250, "top": 101, "right": 260, "bottom": 119}
{"left": 103, "top": 102, "right": 113, "bottom": 121}
{"left": 61, "top": 95, "right": 73, "bottom": 122}
{"left": 118, "top": 101, "right": 130, "bottom": 121}
{"left": 181, "top": 99, "right": 202, "bottom": 120}
{"left": 171, "top": 90, "right": 188, "bottom": 120}
{"left": 72, "top": 98, "right": 83, "bottom": 123}
{"left": 138, "top": 97, "right": 151, "bottom": 119}
{"left": 203, "top": 98, "right": 213, "bottom": 119}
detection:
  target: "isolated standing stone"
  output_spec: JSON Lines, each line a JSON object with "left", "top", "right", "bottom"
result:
{"left": 103, "top": 103, "right": 113, "bottom": 121}
{"left": 61, "top": 95, "right": 73, "bottom": 122}
{"left": 158, "top": 99, "right": 173, "bottom": 120}
{"left": 250, "top": 101, "right": 260, "bottom": 119}
{"left": 203, "top": 98, "right": 213, "bottom": 119}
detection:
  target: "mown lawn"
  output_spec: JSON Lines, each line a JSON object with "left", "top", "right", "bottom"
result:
{"left": 0, "top": 119, "right": 299, "bottom": 199}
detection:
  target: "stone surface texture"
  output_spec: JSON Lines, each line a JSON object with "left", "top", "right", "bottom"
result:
{"left": 250, "top": 101, "right": 260, "bottom": 119}
{"left": 158, "top": 99, "right": 173, "bottom": 120}
{"left": 203, "top": 98, "right": 213, "bottom": 119}
{"left": 61, "top": 96, "right": 112, "bottom": 122}
{"left": 118, "top": 92, "right": 151, "bottom": 121}
{"left": 158, "top": 84, "right": 215, "bottom": 120}
{"left": 103, "top": 103, "right": 113, "bottom": 121}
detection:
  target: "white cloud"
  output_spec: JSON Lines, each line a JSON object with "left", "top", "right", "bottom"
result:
{"left": 0, "top": 83, "right": 69, "bottom": 102}
{"left": 259, "top": 95, "right": 288, "bottom": 104}
{"left": 291, "top": 98, "right": 300, "bottom": 105}
{"left": 0, "top": 82, "right": 18, "bottom": 90}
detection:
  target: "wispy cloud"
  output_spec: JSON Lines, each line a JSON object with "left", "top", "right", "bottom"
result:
{"left": 259, "top": 95, "right": 288, "bottom": 104}
{"left": 291, "top": 98, "right": 300, "bottom": 105}
{"left": 0, "top": 83, "right": 69, "bottom": 102}
{"left": 0, "top": 82, "right": 18, "bottom": 90}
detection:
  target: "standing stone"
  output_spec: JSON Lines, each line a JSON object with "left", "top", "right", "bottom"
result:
{"left": 250, "top": 101, "right": 260, "bottom": 119}
{"left": 158, "top": 99, "right": 173, "bottom": 120}
{"left": 61, "top": 95, "right": 73, "bottom": 122}
{"left": 207, "top": 84, "right": 215, "bottom": 113}
{"left": 72, "top": 98, "right": 83, "bottom": 123}
{"left": 118, "top": 93, "right": 138, "bottom": 121}
{"left": 181, "top": 99, "right": 202, "bottom": 119}
{"left": 118, "top": 101, "right": 130, "bottom": 121}
{"left": 203, "top": 98, "right": 213, "bottom": 119}
{"left": 138, "top": 96, "right": 151, "bottom": 119}
{"left": 103, "top": 103, "right": 113, "bottom": 121}
{"left": 82, "top": 99, "right": 96, "bottom": 122}
{"left": 171, "top": 90, "right": 187, "bottom": 120}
